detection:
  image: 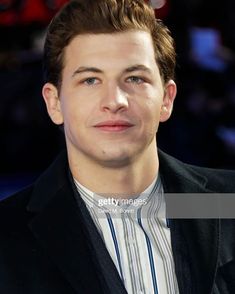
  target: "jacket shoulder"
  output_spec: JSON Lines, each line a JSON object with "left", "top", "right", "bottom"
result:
{"left": 186, "top": 164, "right": 235, "bottom": 192}
{"left": 0, "top": 185, "right": 33, "bottom": 207}
{"left": 158, "top": 149, "right": 235, "bottom": 192}
{"left": 0, "top": 186, "right": 34, "bottom": 228}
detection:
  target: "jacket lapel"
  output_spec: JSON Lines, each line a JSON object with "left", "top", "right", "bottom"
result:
{"left": 27, "top": 152, "right": 127, "bottom": 294}
{"left": 158, "top": 150, "right": 220, "bottom": 294}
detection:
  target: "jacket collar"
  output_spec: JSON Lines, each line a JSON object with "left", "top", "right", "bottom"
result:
{"left": 27, "top": 151, "right": 127, "bottom": 294}
{"left": 158, "top": 149, "right": 210, "bottom": 193}
{"left": 158, "top": 149, "right": 219, "bottom": 294}
{"left": 28, "top": 149, "right": 212, "bottom": 211}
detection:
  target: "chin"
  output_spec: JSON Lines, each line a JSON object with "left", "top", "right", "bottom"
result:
{"left": 100, "top": 158, "right": 132, "bottom": 168}
{"left": 96, "top": 151, "right": 133, "bottom": 168}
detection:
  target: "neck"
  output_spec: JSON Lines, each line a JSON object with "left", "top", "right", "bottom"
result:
{"left": 68, "top": 143, "right": 159, "bottom": 198}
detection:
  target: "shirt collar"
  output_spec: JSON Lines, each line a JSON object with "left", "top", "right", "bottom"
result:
{"left": 74, "top": 174, "right": 162, "bottom": 212}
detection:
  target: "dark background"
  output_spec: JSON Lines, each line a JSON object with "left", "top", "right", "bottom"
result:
{"left": 1, "top": 0, "right": 235, "bottom": 198}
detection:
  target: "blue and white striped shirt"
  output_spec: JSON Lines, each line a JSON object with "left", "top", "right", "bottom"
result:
{"left": 74, "top": 176, "right": 179, "bottom": 294}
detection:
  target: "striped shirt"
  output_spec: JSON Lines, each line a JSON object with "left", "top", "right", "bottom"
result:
{"left": 74, "top": 176, "right": 179, "bottom": 294}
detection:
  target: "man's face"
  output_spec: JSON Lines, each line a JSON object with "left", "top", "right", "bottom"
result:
{"left": 43, "top": 30, "right": 176, "bottom": 167}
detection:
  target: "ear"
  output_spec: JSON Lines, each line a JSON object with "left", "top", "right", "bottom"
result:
{"left": 160, "top": 80, "right": 177, "bottom": 122}
{"left": 42, "top": 83, "right": 64, "bottom": 125}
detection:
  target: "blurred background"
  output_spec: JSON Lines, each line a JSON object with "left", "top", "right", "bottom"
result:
{"left": 0, "top": 0, "right": 235, "bottom": 199}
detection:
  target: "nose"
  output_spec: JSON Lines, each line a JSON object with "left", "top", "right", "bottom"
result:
{"left": 100, "top": 83, "right": 129, "bottom": 113}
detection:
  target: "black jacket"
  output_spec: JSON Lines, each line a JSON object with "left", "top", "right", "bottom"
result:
{"left": 0, "top": 150, "right": 235, "bottom": 294}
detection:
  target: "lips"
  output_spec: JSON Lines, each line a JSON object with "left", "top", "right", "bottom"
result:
{"left": 94, "top": 120, "right": 134, "bottom": 132}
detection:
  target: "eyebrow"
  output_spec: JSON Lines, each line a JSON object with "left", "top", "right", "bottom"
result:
{"left": 72, "top": 67, "right": 103, "bottom": 78}
{"left": 124, "top": 64, "right": 152, "bottom": 74}
{"left": 71, "top": 64, "right": 152, "bottom": 78}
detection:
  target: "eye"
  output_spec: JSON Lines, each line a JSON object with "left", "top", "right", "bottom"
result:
{"left": 126, "top": 76, "right": 145, "bottom": 84}
{"left": 82, "top": 77, "right": 100, "bottom": 85}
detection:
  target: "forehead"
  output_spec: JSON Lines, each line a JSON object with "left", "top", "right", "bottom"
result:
{"left": 63, "top": 30, "right": 157, "bottom": 71}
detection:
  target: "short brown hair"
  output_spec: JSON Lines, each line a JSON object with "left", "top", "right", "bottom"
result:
{"left": 43, "top": 0, "right": 176, "bottom": 88}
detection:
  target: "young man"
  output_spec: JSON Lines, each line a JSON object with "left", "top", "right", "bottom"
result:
{"left": 0, "top": 0, "right": 235, "bottom": 293}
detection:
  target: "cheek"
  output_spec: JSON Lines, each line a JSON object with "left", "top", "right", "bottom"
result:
{"left": 137, "top": 95, "right": 161, "bottom": 120}
{"left": 60, "top": 102, "right": 84, "bottom": 136}
{"left": 143, "top": 101, "right": 162, "bottom": 134}
{"left": 60, "top": 94, "right": 89, "bottom": 124}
